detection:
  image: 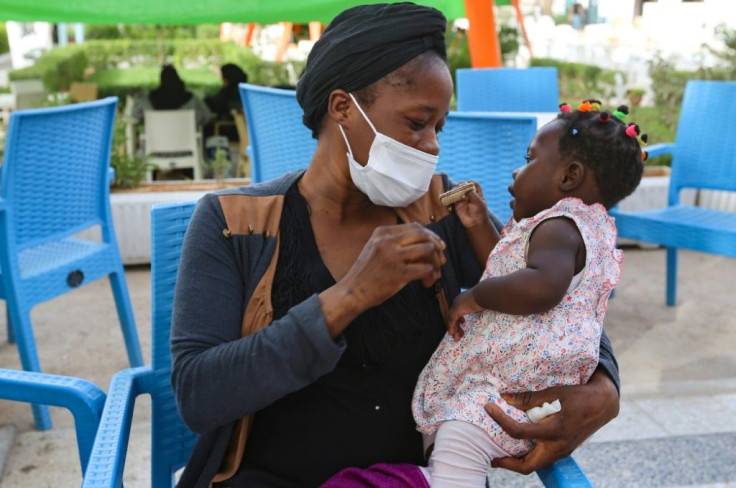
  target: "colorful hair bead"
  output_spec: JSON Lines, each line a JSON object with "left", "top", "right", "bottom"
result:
{"left": 571, "top": 128, "right": 579, "bottom": 136}
{"left": 559, "top": 103, "right": 572, "bottom": 113}
{"left": 641, "top": 151, "right": 649, "bottom": 162}
{"left": 589, "top": 99, "right": 602, "bottom": 111}
{"left": 598, "top": 111, "right": 611, "bottom": 123}
{"left": 578, "top": 100, "right": 592, "bottom": 112}
{"left": 625, "top": 124, "right": 639, "bottom": 138}
{"left": 612, "top": 105, "right": 629, "bottom": 122}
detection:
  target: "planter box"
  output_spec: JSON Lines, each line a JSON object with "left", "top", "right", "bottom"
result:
{"left": 77, "top": 180, "right": 248, "bottom": 265}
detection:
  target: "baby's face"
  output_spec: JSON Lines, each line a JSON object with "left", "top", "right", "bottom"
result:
{"left": 508, "top": 121, "right": 568, "bottom": 221}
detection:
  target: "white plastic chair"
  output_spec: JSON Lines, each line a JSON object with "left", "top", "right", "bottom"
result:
{"left": 143, "top": 110, "right": 202, "bottom": 181}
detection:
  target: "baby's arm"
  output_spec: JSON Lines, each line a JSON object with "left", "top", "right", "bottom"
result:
{"left": 453, "top": 185, "right": 501, "bottom": 266}
{"left": 448, "top": 217, "right": 583, "bottom": 338}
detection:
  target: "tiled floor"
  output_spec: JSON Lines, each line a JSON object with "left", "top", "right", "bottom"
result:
{"left": 0, "top": 248, "right": 735, "bottom": 487}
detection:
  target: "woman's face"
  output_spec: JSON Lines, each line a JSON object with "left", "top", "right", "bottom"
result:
{"left": 348, "top": 57, "right": 453, "bottom": 164}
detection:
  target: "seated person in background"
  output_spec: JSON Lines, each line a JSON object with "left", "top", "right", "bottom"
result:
{"left": 203, "top": 63, "right": 248, "bottom": 143}
{"left": 132, "top": 64, "right": 212, "bottom": 130}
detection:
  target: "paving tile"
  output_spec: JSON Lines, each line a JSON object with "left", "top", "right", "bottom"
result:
{"left": 635, "top": 396, "right": 736, "bottom": 436}
{"left": 588, "top": 400, "right": 670, "bottom": 443}
{"left": 574, "top": 433, "right": 736, "bottom": 488}
{"left": 0, "top": 424, "right": 16, "bottom": 481}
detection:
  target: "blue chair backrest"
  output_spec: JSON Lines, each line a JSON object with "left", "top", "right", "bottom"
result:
{"left": 0, "top": 98, "right": 117, "bottom": 250}
{"left": 238, "top": 83, "right": 316, "bottom": 183}
{"left": 150, "top": 202, "right": 198, "bottom": 482}
{"left": 456, "top": 67, "right": 559, "bottom": 112}
{"left": 667, "top": 80, "right": 736, "bottom": 204}
{"left": 438, "top": 112, "right": 537, "bottom": 223}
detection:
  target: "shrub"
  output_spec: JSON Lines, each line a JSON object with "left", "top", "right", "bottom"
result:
{"left": 9, "top": 44, "right": 88, "bottom": 92}
{"left": 530, "top": 57, "right": 624, "bottom": 103}
{"left": 0, "top": 23, "right": 8, "bottom": 55}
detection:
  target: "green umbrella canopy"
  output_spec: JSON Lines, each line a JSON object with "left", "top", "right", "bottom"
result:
{"left": 0, "top": 0, "right": 471, "bottom": 24}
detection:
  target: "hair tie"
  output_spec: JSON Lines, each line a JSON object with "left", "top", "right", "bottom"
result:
{"left": 559, "top": 103, "right": 572, "bottom": 113}
{"left": 612, "top": 105, "right": 629, "bottom": 122}
{"left": 598, "top": 111, "right": 610, "bottom": 123}
{"left": 641, "top": 151, "right": 649, "bottom": 162}
{"left": 577, "top": 101, "right": 592, "bottom": 112}
{"left": 639, "top": 133, "right": 648, "bottom": 145}
{"left": 589, "top": 99, "right": 602, "bottom": 111}
{"left": 571, "top": 128, "right": 579, "bottom": 136}
{"left": 625, "top": 124, "right": 639, "bottom": 138}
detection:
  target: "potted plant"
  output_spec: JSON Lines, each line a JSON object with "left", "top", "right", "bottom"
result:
{"left": 110, "top": 118, "right": 156, "bottom": 189}
{"left": 626, "top": 88, "right": 646, "bottom": 107}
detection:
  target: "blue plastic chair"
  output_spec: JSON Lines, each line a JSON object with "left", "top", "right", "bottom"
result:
{"left": 0, "top": 368, "right": 106, "bottom": 475}
{"left": 0, "top": 98, "right": 143, "bottom": 430}
{"left": 439, "top": 111, "right": 537, "bottom": 223}
{"left": 238, "top": 83, "right": 316, "bottom": 183}
{"left": 82, "top": 201, "right": 197, "bottom": 488}
{"left": 81, "top": 201, "right": 591, "bottom": 487}
{"left": 610, "top": 80, "right": 736, "bottom": 306}
{"left": 456, "top": 67, "right": 560, "bottom": 112}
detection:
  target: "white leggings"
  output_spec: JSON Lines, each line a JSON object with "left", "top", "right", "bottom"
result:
{"left": 421, "top": 420, "right": 510, "bottom": 488}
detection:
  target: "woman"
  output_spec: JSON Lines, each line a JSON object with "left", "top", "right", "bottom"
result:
{"left": 204, "top": 63, "right": 249, "bottom": 143}
{"left": 170, "top": 3, "right": 620, "bottom": 487}
{"left": 132, "top": 64, "right": 212, "bottom": 129}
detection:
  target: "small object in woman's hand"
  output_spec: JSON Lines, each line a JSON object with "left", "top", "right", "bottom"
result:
{"left": 439, "top": 182, "right": 476, "bottom": 208}
{"left": 525, "top": 399, "right": 562, "bottom": 423}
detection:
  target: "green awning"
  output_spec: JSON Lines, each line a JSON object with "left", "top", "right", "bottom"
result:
{"left": 0, "top": 0, "right": 468, "bottom": 25}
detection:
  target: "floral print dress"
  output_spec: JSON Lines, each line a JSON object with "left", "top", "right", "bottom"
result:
{"left": 412, "top": 198, "right": 622, "bottom": 456}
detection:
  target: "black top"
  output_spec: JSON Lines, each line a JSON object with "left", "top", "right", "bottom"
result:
{"left": 228, "top": 183, "right": 445, "bottom": 486}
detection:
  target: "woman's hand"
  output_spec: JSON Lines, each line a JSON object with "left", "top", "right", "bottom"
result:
{"left": 447, "top": 289, "right": 483, "bottom": 341}
{"left": 319, "top": 223, "right": 447, "bottom": 338}
{"left": 484, "top": 368, "right": 619, "bottom": 475}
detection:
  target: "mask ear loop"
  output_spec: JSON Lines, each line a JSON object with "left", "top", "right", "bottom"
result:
{"left": 348, "top": 93, "right": 379, "bottom": 136}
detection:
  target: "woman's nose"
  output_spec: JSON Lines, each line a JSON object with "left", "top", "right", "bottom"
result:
{"left": 512, "top": 168, "right": 520, "bottom": 179}
{"left": 421, "top": 130, "right": 440, "bottom": 157}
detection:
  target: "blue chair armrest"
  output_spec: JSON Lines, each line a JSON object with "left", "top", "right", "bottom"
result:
{"left": 536, "top": 456, "right": 592, "bottom": 487}
{"left": 0, "top": 196, "right": 5, "bottom": 210}
{"left": 82, "top": 367, "right": 151, "bottom": 488}
{"left": 646, "top": 142, "right": 675, "bottom": 159}
{"left": 0, "top": 368, "right": 106, "bottom": 473}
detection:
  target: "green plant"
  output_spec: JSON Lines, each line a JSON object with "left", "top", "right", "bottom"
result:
{"left": 445, "top": 27, "right": 470, "bottom": 88}
{"left": 498, "top": 25, "right": 520, "bottom": 63}
{"left": 704, "top": 24, "right": 736, "bottom": 79}
{"left": 205, "top": 147, "right": 231, "bottom": 181}
{"left": 530, "top": 58, "right": 624, "bottom": 103}
{"left": 9, "top": 44, "right": 88, "bottom": 92}
{"left": 110, "top": 117, "right": 156, "bottom": 188}
{"left": 0, "top": 23, "right": 8, "bottom": 55}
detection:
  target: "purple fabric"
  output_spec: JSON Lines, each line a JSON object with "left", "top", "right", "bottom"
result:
{"left": 321, "top": 463, "right": 429, "bottom": 488}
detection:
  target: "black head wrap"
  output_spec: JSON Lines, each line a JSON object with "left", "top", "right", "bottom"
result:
{"left": 296, "top": 2, "right": 447, "bottom": 138}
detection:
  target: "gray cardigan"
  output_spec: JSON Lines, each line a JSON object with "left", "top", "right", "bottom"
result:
{"left": 170, "top": 170, "right": 620, "bottom": 487}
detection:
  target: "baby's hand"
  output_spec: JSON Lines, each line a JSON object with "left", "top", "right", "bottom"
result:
{"left": 453, "top": 182, "right": 488, "bottom": 230}
{"left": 447, "top": 290, "right": 483, "bottom": 341}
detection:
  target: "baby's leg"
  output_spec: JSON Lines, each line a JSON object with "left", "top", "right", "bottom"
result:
{"left": 427, "top": 420, "right": 510, "bottom": 488}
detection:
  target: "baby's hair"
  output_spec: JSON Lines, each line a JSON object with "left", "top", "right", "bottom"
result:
{"left": 555, "top": 101, "right": 645, "bottom": 208}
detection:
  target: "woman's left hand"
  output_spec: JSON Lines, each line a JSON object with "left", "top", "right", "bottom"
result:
{"left": 484, "top": 368, "right": 619, "bottom": 475}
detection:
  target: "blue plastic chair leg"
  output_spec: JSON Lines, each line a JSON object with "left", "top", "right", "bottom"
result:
{"left": 9, "top": 304, "right": 52, "bottom": 430}
{"left": 108, "top": 270, "right": 143, "bottom": 367}
{"left": 6, "top": 307, "right": 15, "bottom": 344}
{"left": 666, "top": 247, "right": 678, "bottom": 307}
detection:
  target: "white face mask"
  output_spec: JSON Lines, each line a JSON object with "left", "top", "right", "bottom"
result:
{"left": 338, "top": 93, "right": 439, "bottom": 207}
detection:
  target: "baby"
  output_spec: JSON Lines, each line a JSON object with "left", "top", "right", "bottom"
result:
{"left": 412, "top": 101, "right": 645, "bottom": 487}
